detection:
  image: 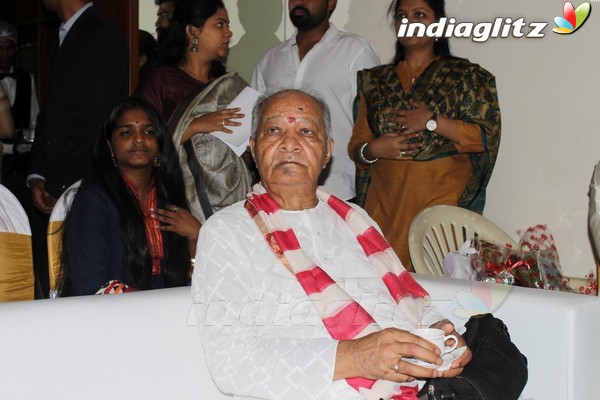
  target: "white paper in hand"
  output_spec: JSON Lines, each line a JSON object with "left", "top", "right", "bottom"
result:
{"left": 210, "top": 86, "right": 262, "bottom": 156}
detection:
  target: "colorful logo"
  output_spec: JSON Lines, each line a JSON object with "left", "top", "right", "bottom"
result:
{"left": 552, "top": 1, "right": 592, "bottom": 34}
{"left": 452, "top": 283, "right": 513, "bottom": 320}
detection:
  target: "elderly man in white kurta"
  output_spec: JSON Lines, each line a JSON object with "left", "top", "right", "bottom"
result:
{"left": 192, "top": 89, "right": 471, "bottom": 400}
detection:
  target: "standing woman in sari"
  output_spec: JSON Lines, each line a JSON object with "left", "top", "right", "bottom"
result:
{"left": 135, "top": 0, "right": 253, "bottom": 223}
{"left": 348, "top": 0, "right": 501, "bottom": 270}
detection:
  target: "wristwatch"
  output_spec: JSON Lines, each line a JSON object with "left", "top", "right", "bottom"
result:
{"left": 426, "top": 113, "right": 438, "bottom": 132}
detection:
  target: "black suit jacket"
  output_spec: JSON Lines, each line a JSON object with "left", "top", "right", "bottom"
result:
{"left": 29, "top": 6, "right": 129, "bottom": 198}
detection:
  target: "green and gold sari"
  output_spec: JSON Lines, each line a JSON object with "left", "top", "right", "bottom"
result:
{"left": 355, "top": 57, "right": 501, "bottom": 213}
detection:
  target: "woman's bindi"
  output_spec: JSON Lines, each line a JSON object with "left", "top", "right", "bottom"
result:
{"left": 287, "top": 117, "right": 296, "bottom": 124}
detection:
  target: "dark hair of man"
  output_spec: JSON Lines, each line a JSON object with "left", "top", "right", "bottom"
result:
{"left": 155, "top": 0, "right": 175, "bottom": 5}
{"left": 59, "top": 97, "right": 191, "bottom": 294}
{"left": 139, "top": 30, "right": 158, "bottom": 76}
{"left": 389, "top": 0, "right": 452, "bottom": 64}
{"left": 157, "top": 0, "right": 226, "bottom": 79}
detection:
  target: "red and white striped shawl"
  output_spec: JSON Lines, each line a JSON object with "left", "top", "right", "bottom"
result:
{"left": 244, "top": 184, "right": 431, "bottom": 400}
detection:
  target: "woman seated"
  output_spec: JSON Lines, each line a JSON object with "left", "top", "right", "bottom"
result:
{"left": 135, "top": 0, "right": 254, "bottom": 223}
{"left": 59, "top": 97, "right": 200, "bottom": 296}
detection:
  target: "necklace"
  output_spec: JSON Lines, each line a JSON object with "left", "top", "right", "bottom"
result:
{"left": 400, "top": 58, "right": 437, "bottom": 91}
{"left": 399, "top": 62, "right": 427, "bottom": 91}
{"left": 410, "top": 74, "right": 418, "bottom": 88}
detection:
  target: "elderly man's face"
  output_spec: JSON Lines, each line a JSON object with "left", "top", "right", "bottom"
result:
{"left": 251, "top": 92, "right": 333, "bottom": 191}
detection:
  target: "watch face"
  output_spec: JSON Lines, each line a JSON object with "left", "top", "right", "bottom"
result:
{"left": 426, "top": 119, "right": 437, "bottom": 131}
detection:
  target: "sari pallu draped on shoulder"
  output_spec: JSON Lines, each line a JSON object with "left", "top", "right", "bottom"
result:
{"left": 169, "top": 72, "right": 253, "bottom": 223}
{"left": 355, "top": 58, "right": 501, "bottom": 212}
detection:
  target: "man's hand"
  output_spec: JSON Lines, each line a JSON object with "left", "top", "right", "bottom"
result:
{"left": 29, "top": 178, "right": 56, "bottom": 214}
{"left": 334, "top": 328, "right": 445, "bottom": 383}
{"left": 430, "top": 319, "right": 472, "bottom": 377}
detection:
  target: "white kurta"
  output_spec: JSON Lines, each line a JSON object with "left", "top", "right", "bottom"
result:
{"left": 192, "top": 199, "right": 444, "bottom": 400}
{"left": 251, "top": 24, "right": 380, "bottom": 200}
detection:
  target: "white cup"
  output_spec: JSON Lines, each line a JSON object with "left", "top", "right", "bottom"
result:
{"left": 411, "top": 328, "right": 458, "bottom": 354}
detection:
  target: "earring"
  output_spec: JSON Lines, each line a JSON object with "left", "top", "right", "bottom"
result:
{"left": 153, "top": 155, "right": 161, "bottom": 167}
{"left": 191, "top": 37, "right": 198, "bottom": 52}
{"left": 107, "top": 142, "right": 117, "bottom": 167}
{"left": 435, "top": 37, "right": 439, "bottom": 42}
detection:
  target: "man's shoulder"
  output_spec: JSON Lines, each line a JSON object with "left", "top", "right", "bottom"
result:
{"left": 331, "top": 29, "right": 374, "bottom": 47}
{"left": 257, "top": 38, "right": 293, "bottom": 61}
{"left": 73, "top": 6, "right": 125, "bottom": 41}
{"left": 202, "top": 201, "right": 251, "bottom": 231}
{"left": 323, "top": 28, "right": 380, "bottom": 69}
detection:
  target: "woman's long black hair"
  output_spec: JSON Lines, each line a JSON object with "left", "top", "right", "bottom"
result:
{"left": 157, "top": 0, "right": 227, "bottom": 79}
{"left": 60, "top": 97, "right": 191, "bottom": 294}
{"left": 389, "top": 0, "right": 453, "bottom": 64}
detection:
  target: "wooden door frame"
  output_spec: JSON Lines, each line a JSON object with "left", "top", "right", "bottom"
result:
{"left": 94, "top": 0, "right": 140, "bottom": 93}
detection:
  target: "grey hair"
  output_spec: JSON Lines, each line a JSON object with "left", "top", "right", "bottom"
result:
{"left": 251, "top": 88, "right": 332, "bottom": 141}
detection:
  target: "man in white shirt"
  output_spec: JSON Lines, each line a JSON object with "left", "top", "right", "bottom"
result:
{"left": 0, "top": 21, "right": 39, "bottom": 198}
{"left": 251, "top": 0, "right": 380, "bottom": 200}
{"left": 192, "top": 89, "right": 470, "bottom": 400}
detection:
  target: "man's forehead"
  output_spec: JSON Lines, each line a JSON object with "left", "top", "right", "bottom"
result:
{"left": 264, "top": 94, "right": 320, "bottom": 112}
{"left": 262, "top": 113, "right": 318, "bottom": 124}
{"left": 0, "top": 37, "right": 16, "bottom": 48}
{"left": 158, "top": 2, "right": 174, "bottom": 13}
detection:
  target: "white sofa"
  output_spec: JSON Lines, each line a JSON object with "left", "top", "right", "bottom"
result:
{"left": 0, "top": 274, "right": 598, "bottom": 400}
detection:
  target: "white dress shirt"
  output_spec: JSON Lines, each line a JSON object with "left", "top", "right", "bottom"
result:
{"left": 0, "top": 67, "right": 39, "bottom": 154}
{"left": 192, "top": 199, "right": 444, "bottom": 400}
{"left": 251, "top": 24, "right": 380, "bottom": 200}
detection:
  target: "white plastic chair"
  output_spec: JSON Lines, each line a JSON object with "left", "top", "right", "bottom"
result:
{"left": 408, "top": 205, "right": 518, "bottom": 276}
{"left": 0, "top": 184, "right": 33, "bottom": 301}
{"left": 47, "top": 180, "right": 81, "bottom": 298}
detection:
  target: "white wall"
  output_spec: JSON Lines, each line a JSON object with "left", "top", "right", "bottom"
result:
{"left": 140, "top": 0, "right": 600, "bottom": 278}
{"left": 139, "top": 1, "right": 157, "bottom": 36}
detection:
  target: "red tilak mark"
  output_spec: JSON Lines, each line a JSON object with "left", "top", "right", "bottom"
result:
{"left": 287, "top": 117, "right": 296, "bottom": 123}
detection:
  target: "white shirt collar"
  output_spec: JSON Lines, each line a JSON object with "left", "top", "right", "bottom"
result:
{"left": 289, "top": 23, "right": 339, "bottom": 47}
{"left": 59, "top": 2, "right": 94, "bottom": 45}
